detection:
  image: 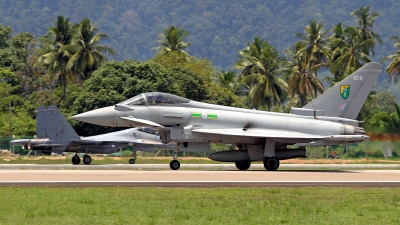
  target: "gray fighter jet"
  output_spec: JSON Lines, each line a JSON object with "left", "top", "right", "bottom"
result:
{"left": 11, "top": 105, "right": 175, "bottom": 165}
{"left": 72, "top": 62, "right": 382, "bottom": 170}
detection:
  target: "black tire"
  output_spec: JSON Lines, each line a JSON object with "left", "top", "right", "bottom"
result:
{"left": 263, "top": 157, "right": 280, "bottom": 171}
{"left": 235, "top": 160, "right": 251, "bottom": 170}
{"left": 72, "top": 155, "right": 81, "bottom": 165}
{"left": 170, "top": 160, "right": 180, "bottom": 170}
{"left": 83, "top": 155, "right": 92, "bottom": 165}
{"left": 129, "top": 158, "right": 136, "bottom": 164}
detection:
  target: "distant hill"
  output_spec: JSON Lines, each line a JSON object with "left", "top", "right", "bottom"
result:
{"left": 0, "top": 0, "right": 399, "bottom": 70}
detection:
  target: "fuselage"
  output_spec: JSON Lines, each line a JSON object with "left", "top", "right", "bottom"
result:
{"left": 72, "top": 92, "right": 364, "bottom": 146}
{"left": 71, "top": 63, "right": 382, "bottom": 169}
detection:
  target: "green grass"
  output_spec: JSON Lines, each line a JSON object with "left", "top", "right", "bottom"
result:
{"left": 0, "top": 187, "right": 399, "bottom": 224}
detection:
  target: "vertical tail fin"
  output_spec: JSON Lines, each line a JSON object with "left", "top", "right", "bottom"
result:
{"left": 303, "top": 62, "right": 382, "bottom": 119}
{"left": 35, "top": 105, "right": 80, "bottom": 141}
{"left": 45, "top": 105, "right": 80, "bottom": 141}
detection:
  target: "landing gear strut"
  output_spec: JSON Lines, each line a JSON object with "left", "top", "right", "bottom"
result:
{"left": 263, "top": 157, "right": 280, "bottom": 171}
{"left": 169, "top": 149, "right": 180, "bottom": 170}
{"left": 72, "top": 154, "right": 81, "bottom": 165}
{"left": 83, "top": 155, "right": 92, "bottom": 165}
{"left": 129, "top": 150, "right": 137, "bottom": 164}
{"left": 235, "top": 160, "right": 251, "bottom": 170}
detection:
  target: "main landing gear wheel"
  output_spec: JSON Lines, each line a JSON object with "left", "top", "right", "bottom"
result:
{"left": 129, "top": 158, "right": 136, "bottom": 164}
{"left": 170, "top": 160, "right": 180, "bottom": 170}
{"left": 263, "top": 157, "right": 280, "bottom": 171}
{"left": 235, "top": 160, "right": 251, "bottom": 170}
{"left": 83, "top": 155, "right": 92, "bottom": 165}
{"left": 72, "top": 154, "right": 81, "bottom": 165}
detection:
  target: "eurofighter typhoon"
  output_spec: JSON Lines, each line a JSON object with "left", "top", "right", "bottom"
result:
{"left": 72, "top": 63, "right": 382, "bottom": 170}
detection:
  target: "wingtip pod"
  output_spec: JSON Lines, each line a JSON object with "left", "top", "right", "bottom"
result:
{"left": 303, "top": 62, "right": 382, "bottom": 120}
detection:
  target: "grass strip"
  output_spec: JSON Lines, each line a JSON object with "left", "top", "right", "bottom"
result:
{"left": 0, "top": 187, "right": 399, "bottom": 224}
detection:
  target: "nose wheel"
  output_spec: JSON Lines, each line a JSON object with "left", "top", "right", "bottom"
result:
{"left": 128, "top": 150, "right": 137, "bottom": 164}
{"left": 168, "top": 148, "right": 181, "bottom": 170}
{"left": 170, "top": 160, "right": 180, "bottom": 170}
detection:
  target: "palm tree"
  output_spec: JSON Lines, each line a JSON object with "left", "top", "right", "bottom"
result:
{"left": 152, "top": 26, "right": 191, "bottom": 60}
{"left": 36, "top": 15, "right": 75, "bottom": 100}
{"left": 382, "top": 34, "right": 400, "bottom": 83}
{"left": 235, "top": 37, "right": 288, "bottom": 111}
{"left": 328, "top": 22, "right": 348, "bottom": 85}
{"left": 215, "top": 70, "right": 236, "bottom": 88}
{"left": 66, "top": 18, "right": 116, "bottom": 81}
{"left": 285, "top": 49, "right": 324, "bottom": 107}
{"left": 330, "top": 26, "right": 373, "bottom": 76}
{"left": 294, "top": 20, "right": 331, "bottom": 77}
{"left": 351, "top": 5, "right": 382, "bottom": 56}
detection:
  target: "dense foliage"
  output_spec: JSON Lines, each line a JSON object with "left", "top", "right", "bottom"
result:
{"left": 0, "top": 2, "right": 399, "bottom": 137}
{"left": 1, "top": 0, "right": 400, "bottom": 69}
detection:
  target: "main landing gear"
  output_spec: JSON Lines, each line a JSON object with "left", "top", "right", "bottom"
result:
{"left": 83, "top": 154, "right": 92, "bottom": 165}
{"left": 72, "top": 154, "right": 81, "bottom": 165}
{"left": 235, "top": 160, "right": 251, "bottom": 170}
{"left": 71, "top": 154, "right": 92, "bottom": 165}
{"left": 234, "top": 158, "right": 279, "bottom": 171}
{"left": 169, "top": 149, "right": 180, "bottom": 170}
{"left": 263, "top": 157, "right": 280, "bottom": 171}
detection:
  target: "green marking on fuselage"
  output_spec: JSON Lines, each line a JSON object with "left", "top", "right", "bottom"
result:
{"left": 191, "top": 112, "right": 202, "bottom": 118}
{"left": 191, "top": 112, "right": 217, "bottom": 119}
{"left": 207, "top": 114, "right": 217, "bottom": 119}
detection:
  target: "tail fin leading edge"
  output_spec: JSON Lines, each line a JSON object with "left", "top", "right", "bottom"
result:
{"left": 36, "top": 106, "right": 48, "bottom": 138}
{"left": 303, "top": 62, "right": 382, "bottom": 119}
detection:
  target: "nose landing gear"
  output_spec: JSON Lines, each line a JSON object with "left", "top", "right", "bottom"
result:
{"left": 169, "top": 149, "right": 180, "bottom": 170}
{"left": 128, "top": 150, "right": 137, "bottom": 164}
{"left": 170, "top": 160, "right": 180, "bottom": 170}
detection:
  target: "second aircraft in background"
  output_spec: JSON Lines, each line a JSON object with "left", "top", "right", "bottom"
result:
{"left": 11, "top": 105, "right": 175, "bottom": 164}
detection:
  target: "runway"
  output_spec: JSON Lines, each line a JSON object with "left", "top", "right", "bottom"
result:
{"left": 0, "top": 163, "right": 399, "bottom": 170}
{"left": 0, "top": 164, "right": 399, "bottom": 187}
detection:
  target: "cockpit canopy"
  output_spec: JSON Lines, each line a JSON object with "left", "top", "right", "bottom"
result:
{"left": 119, "top": 92, "right": 190, "bottom": 106}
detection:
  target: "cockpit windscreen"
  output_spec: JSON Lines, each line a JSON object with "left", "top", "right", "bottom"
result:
{"left": 119, "top": 92, "right": 190, "bottom": 106}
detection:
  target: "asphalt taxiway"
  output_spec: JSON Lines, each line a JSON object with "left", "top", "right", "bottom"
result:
{"left": 0, "top": 164, "right": 399, "bottom": 187}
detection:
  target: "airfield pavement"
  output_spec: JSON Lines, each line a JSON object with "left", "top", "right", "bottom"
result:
{"left": 0, "top": 164, "right": 399, "bottom": 187}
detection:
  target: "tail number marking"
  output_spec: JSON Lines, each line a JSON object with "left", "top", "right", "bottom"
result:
{"left": 353, "top": 75, "right": 363, "bottom": 80}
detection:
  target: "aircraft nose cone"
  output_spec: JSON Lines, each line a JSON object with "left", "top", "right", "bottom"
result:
{"left": 71, "top": 106, "right": 115, "bottom": 126}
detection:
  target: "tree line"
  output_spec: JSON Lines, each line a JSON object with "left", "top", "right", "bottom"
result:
{"left": 0, "top": 5, "right": 399, "bottom": 137}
